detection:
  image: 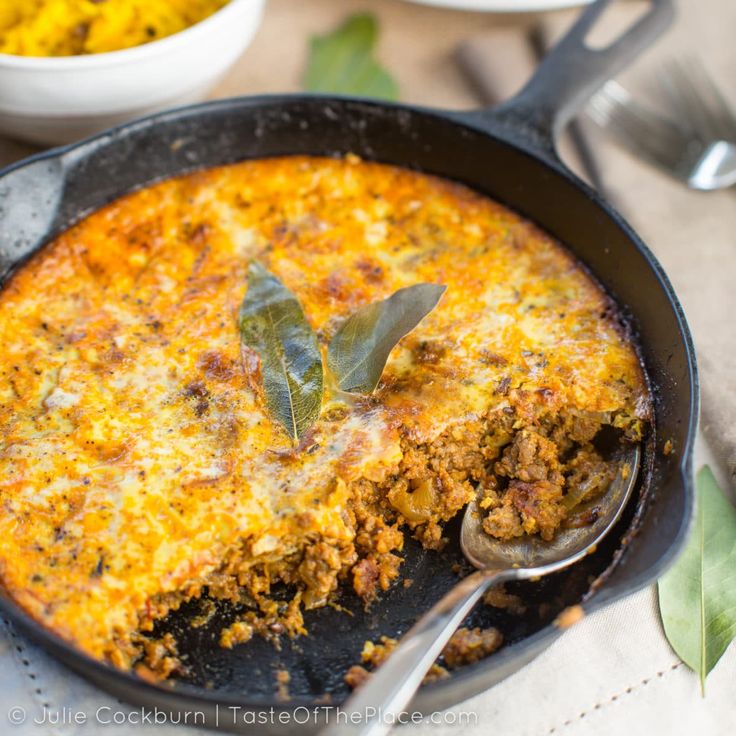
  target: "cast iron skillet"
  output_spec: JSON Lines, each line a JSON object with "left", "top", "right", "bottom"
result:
{"left": 0, "top": 0, "right": 697, "bottom": 732}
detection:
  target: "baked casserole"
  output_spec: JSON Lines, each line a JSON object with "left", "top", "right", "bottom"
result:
{"left": 0, "top": 155, "right": 650, "bottom": 674}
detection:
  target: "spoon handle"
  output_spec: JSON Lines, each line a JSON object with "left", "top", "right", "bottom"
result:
{"left": 322, "top": 567, "right": 513, "bottom": 736}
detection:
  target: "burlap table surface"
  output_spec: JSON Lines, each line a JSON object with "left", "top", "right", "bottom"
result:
{"left": 0, "top": 1, "right": 734, "bottom": 734}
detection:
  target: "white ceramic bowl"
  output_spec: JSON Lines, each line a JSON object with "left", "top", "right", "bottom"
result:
{"left": 0, "top": 0, "right": 265, "bottom": 146}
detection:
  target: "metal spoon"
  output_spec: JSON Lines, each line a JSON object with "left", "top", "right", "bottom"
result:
{"left": 323, "top": 445, "right": 640, "bottom": 736}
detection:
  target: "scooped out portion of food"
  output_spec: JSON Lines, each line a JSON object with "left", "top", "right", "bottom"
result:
{"left": 0, "top": 155, "right": 650, "bottom": 675}
{"left": 0, "top": 0, "right": 230, "bottom": 57}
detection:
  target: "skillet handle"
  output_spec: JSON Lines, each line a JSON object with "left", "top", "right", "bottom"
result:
{"left": 479, "top": 0, "right": 674, "bottom": 155}
{"left": 0, "top": 154, "right": 66, "bottom": 282}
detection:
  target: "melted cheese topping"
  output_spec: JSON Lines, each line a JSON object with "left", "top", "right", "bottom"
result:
{"left": 0, "top": 156, "right": 649, "bottom": 661}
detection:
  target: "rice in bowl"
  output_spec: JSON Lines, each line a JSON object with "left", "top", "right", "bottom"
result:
{"left": 0, "top": 0, "right": 230, "bottom": 57}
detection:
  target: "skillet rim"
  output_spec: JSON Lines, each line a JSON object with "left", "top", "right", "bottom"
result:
{"left": 0, "top": 92, "right": 699, "bottom": 716}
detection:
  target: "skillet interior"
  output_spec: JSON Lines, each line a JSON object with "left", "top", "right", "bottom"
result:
{"left": 0, "top": 96, "right": 697, "bottom": 730}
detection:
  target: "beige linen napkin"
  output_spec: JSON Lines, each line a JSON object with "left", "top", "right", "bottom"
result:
{"left": 0, "top": 1, "right": 734, "bottom": 734}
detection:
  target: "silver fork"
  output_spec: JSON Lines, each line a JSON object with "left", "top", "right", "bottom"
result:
{"left": 588, "top": 73, "right": 736, "bottom": 191}
{"left": 662, "top": 56, "right": 736, "bottom": 143}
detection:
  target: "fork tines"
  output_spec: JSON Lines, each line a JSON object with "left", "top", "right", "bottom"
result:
{"left": 588, "top": 81, "right": 704, "bottom": 177}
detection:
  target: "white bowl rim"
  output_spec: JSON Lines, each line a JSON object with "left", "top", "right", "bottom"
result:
{"left": 0, "top": 0, "right": 260, "bottom": 70}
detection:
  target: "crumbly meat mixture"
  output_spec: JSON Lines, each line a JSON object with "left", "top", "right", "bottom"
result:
{"left": 345, "top": 635, "right": 449, "bottom": 689}
{"left": 480, "top": 421, "right": 625, "bottom": 541}
{"left": 441, "top": 626, "right": 504, "bottom": 669}
{"left": 483, "top": 584, "right": 526, "bottom": 615}
{"left": 481, "top": 429, "right": 566, "bottom": 540}
{"left": 346, "top": 626, "right": 503, "bottom": 688}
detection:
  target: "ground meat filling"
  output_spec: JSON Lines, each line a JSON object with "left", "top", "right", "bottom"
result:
{"left": 387, "top": 419, "right": 494, "bottom": 550}
{"left": 173, "top": 412, "right": 629, "bottom": 662}
{"left": 346, "top": 626, "right": 503, "bottom": 689}
{"left": 441, "top": 626, "right": 504, "bottom": 669}
{"left": 479, "top": 425, "right": 617, "bottom": 541}
{"left": 345, "top": 635, "right": 449, "bottom": 689}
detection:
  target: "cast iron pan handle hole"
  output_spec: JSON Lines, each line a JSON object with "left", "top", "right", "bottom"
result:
{"left": 584, "top": 0, "right": 655, "bottom": 52}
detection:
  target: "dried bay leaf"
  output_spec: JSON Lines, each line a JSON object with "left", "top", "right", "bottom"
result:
{"left": 303, "top": 13, "right": 399, "bottom": 100}
{"left": 658, "top": 465, "right": 736, "bottom": 692}
{"left": 328, "top": 283, "right": 446, "bottom": 394}
{"left": 239, "top": 262, "right": 323, "bottom": 443}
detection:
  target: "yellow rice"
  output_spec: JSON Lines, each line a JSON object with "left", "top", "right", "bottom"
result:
{"left": 0, "top": 0, "right": 231, "bottom": 57}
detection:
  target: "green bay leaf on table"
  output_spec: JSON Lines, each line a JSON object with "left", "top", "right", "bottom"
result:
{"left": 304, "top": 13, "right": 399, "bottom": 100}
{"left": 239, "top": 262, "right": 323, "bottom": 444}
{"left": 328, "top": 283, "right": 446, "bottom": 395}
{"left": 658, "top": 465, "right": 736, "bottom": 692}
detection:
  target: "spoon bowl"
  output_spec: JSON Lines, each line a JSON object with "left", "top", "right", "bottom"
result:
{"left": 324, "top": 444, "right": 641, "bottom": 736}
{"left": 462, "top": 445, "right": 640, "bottom": 573}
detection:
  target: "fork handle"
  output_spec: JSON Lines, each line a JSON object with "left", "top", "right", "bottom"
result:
{"left": 482, "top": 0, "right": 675, "bottom": 150}
{"left": 321, "top": 568, "right": 514, "bottom": 736}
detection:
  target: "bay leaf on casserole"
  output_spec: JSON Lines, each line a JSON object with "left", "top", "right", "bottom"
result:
{"left": 658, "top": 465, "right": 736, "bottom": 692}
{"left": 328, "top": 283, "right": 446, "bottom": 394}
{"left": 239, "top": 262, "right": 323, "bottom": 443}
{"left": 303, "top": 13, "right": 399, "bottom": 100}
